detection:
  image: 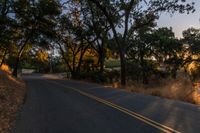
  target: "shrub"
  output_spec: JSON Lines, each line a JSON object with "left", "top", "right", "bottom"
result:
{"left": 126, "top": 60, "right": 159, "bottom": 82}
{"left": 104, "top": 69, "right": 120, "bottom": 83}
{"left": 79, "top": 71, "right": 103, "bottom": 83}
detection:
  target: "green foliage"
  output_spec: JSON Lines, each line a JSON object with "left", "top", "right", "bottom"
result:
{"left": 86, "top": 0, "right": 195, "bottom": 85}
{"left": 10, "top": 0, "right": 62, "bottom": 76}
{"left": 126, "top": 60, "right": 141, "bottom": 81}
{"left": 13, "top": 0, "right": 61, "bottom": 47}
{"left": 183, "top": 28, "right": 200, "bottom": 54}
{"left": 0, "top": 0, "right": 199, "bottom": 85}
{"left": 105, "top": 59, "right": 120, "bottom": 68}
{"left": 104, "top": 70, "right": 120, "bottom": 83}
{"left": 79, "top": 71, "right": 102, "bottom": 83}
{"left": 79, "top": 69, "right": 121, "bottom": 83}
{"left": 126, "top": 60, "right": 158, "bottom": 81}
{"left": 152, "top": 27, "right": 182, "bottom": 57}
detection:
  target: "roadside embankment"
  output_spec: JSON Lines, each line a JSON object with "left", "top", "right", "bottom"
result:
{"left": 0, "top": 70, "right": 26, "bottom": 133}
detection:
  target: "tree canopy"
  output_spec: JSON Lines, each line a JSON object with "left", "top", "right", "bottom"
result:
{"left": 1, "top": 0, "right": 200, "bottom": 85}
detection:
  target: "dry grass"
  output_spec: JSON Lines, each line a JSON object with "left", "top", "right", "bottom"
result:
{"left": 124, "top": 77, "right": 200, "bottom": 105}
{"left": 0, "top": 64, "right": 10, "bottom": 73}
{"left": 0, "top": 70, "right": 26, "bottom": 133}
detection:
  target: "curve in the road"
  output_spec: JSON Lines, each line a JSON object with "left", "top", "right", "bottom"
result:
{"left": 46, "top": 80, "right": 181, "bottom": 133}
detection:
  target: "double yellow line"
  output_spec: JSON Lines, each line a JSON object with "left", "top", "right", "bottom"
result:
{"left": 47, "top": 80, "right": 181, "bottom": 133}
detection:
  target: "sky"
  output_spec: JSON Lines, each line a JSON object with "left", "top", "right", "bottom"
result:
{"left": 157, "top": 0, "right": 200, "bottom": 39}
{"left": 61, "top": 0, "right": 199, "bottom": 39}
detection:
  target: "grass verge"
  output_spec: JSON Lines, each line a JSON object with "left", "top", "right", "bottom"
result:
{"left": 123, "top": 77, "right": 200, "bottom": 105}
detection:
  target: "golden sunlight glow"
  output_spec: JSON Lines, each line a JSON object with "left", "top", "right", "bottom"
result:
{"left": 0, "top": 64, "right": 10, "bottom": 73}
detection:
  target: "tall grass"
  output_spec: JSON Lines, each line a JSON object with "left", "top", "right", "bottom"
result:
{"left": 122, "top": 77, "right": 200, "bottom": 105}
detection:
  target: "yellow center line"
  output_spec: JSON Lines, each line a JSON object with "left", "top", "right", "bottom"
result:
{"left": 46, "top": 80, "right": 181, "bottom": 133}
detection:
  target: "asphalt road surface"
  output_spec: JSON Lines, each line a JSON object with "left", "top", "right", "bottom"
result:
{"left": 12, "top": 74, "right": 200, "bottom": 133}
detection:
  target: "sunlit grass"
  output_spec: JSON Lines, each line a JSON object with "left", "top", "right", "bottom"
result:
{"left": 0, "top": 64, "right": 10, "bottom": 73}
{"left": 121, "top": 77, "right": 200, "bottom": 105}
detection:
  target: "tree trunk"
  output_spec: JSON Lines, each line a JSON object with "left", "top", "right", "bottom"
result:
{"left": 171, "top": 66, "right": 177, "bottom": 79}
{"left": 99, "top": 41, "right": 105, "bottom": 73}
{"left": 76, "top": 51, "right": 84, "bottom": 77}
{"left": 76, "top": 46, "right": 88, "bottom": 73}
{"left": 12, "top": 56, "right": 20, "bottom": 77}
{"left": 71, "top": 71, "right": 77, "bottom": 79}
{"left": 57, "top": 42, "right": 72, "bottom": 72}
{"left": 119, "top": 50, "right": 126, "bottom": 86}
{"left": 139, "top": 45, "right": 148, "bottom": 84}
{"left": 12, "top": 43, "right": 27, "bottom": 77}
{"left": 72, "top": 55, "right": 76, "bottom": 73}
{"left": 12, "top": 34, "right": 31, "bottom": 77}
{"left": 99, "top": 49, "right": 105, "bottom": 82}
{"left": 0, "top": 49, "right": 7, "bottom": 68}
{"left": 99, "top": 53, "right": 104, "bottom": 74}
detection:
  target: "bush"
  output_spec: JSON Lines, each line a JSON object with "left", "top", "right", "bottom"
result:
{"left": 79, "top": 71, "right": 103, "bottom": 83}
{"left": 126, "top": 60, "right": 141, "bottom": 81}
{"left": 153, "top": 69, "right": 170, "bottom": 79}
{"left": 126, "top": 60, "right": 158, "bottom": 82}
{"left": 105, "top": 59, "right": 120, "bottom": 68}
{"left": 79, "top": 69, "right": 121, "bottom": 83}
{"left": 104, "top": 69, "right": 120, "bottom": 83}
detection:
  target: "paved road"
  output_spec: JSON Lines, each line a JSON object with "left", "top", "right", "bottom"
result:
{"left": 12, "top": 75, "right": 200, "bottom": 133}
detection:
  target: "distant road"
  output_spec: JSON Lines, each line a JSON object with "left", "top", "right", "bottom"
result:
{"left": 12, "top": 74, "right": 200, "bottom": 133}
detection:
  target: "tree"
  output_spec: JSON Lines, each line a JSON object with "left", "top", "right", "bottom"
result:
{"left": 55, "top": 14, "right": 95, "bottom": 78}
{"left": 85, "top": 1, "right": 110, "bottom": 80}
{"left": 0, "top": 0, "right": 15, "bottom": 67}
{"left": 182, "top": 28, "right": 200, "bottom": 81}
{"left": 11, "top": 0, "right": 61, "bottom": 77}
{"left": 183, "top": 28, "right": 200, "bottom": 55}
{"left": 151, "top": 27, "right": 182, "bottom": 79}
{"left": 86, "top": 0, "right": 195, "bottom": 85}
{"left": 55, "top": 1, "right": 105, "bottom": 78}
